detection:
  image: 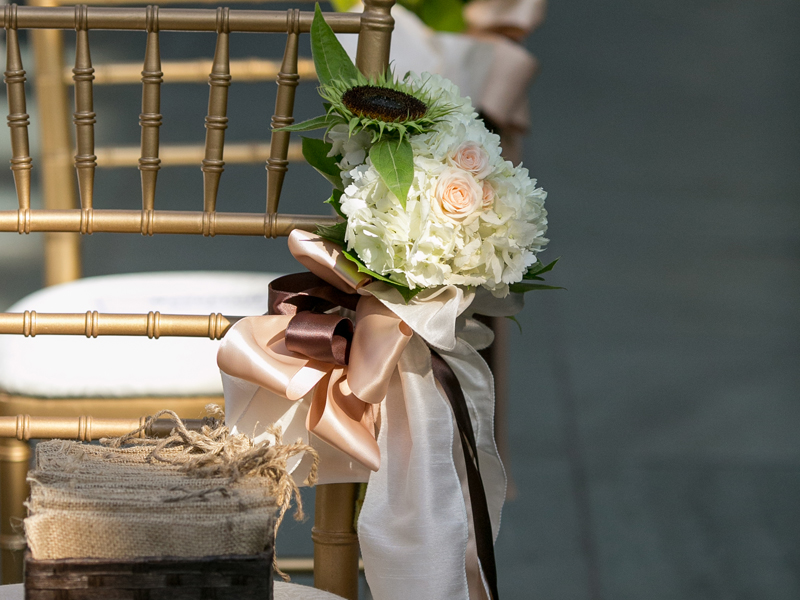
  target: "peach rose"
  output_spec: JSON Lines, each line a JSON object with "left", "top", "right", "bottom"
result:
{"left": 450, "top": 141, "right": 492, "bottom": 179}
{"left": 481, "top": 181, "right": 495, "bottom": 209}
{"left": 436, "top": 168, "right": 483, "bottom": 222}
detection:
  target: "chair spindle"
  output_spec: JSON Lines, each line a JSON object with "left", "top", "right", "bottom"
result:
{"left": 3, "top": 4, "right": 33, "bottom": 213}
{"left": 266, "top": 9, "right": 300, "bottom": 225}
{"left": 201, "top": 7, "right": 231, "bottom": 214}
{"left": 139, "top": 5, "right": 163, "bottom": 213}
{"left": 72, "top": 5, "right": 97, "bottom": 211}
{"left": 356, "top": 0, "right": 395, "bottom": 79}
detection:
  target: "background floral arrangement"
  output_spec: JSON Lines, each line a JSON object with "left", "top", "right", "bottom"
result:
{"left": 283, "top": 5, "right": 555, "bottom": 301}
{"left": 333, "top": 0, "right": 472, "bottom": 33}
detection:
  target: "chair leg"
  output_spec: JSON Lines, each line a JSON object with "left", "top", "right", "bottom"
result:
{"left": 312, "top": 482, "right": 360, "bottom": 600}
{"left": 0, "top": 439, "right": 30, "bottom": 584}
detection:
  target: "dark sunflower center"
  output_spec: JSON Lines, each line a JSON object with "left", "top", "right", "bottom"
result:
{"left": 342, "top": 85, "right": 427, "bottom": 123}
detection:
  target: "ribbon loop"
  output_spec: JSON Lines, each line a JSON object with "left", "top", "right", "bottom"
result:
{"left": 285, "top": 312, "right": 353, "bottom": 366}
{"left": 269, "top": 272, "right": 360, "bottom": 316}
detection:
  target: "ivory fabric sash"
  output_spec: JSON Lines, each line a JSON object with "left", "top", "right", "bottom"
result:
{"left": 219, "top": 231, "right": 520, "bottom": 600}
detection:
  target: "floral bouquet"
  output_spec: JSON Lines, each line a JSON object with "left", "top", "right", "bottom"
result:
{"left": 217, "top": 6, "right": 556, "bottom": 600}
{"left": 282, "top": 4, "right": 555, "bottom": 301}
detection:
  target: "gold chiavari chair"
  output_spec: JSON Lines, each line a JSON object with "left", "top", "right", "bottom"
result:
{"left": 0, "top": 3, "right": 396, "bottom": 597}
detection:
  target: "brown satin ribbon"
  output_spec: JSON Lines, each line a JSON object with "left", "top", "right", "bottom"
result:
{"left": 431, "top": 350, "right": 500, "bottom": 600}
{"left": 269, "top": 272, "right": 359, "bottom": 316}
{"left": 269, "top": 272, "right": 358, "bottom": 368}
{"left": 285, "top": 312, "right": 353, "bottom": 366}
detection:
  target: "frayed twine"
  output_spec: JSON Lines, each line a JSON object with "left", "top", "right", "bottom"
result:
{"left": 100, "top": 404, "right": 319, "bottom": 581}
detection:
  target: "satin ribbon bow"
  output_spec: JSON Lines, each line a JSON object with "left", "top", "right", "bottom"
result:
{"left": 217, "top": 233, "right": 412, "bottom": 472}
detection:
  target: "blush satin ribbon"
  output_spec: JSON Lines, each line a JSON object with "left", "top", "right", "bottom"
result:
{"left": 218, "top": 230, "right": 517, "bottom": 600}
{"left": 217, "top": 270, "right": 411, "bottom": 473}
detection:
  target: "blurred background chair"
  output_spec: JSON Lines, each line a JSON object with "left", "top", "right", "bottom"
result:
{"left": 0, "top": 3, "right": 396, "bottom": 595}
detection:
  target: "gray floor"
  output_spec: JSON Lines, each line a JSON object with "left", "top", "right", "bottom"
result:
{"left": 501, "top": 1, "right": 799, "bottom": 599}
{"left": 1, "top": 1, "right": 799, "bottom": 599}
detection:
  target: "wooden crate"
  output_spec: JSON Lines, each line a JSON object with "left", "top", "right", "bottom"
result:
{"left": 24, "top": 551, "right": 273, "bottom": 599}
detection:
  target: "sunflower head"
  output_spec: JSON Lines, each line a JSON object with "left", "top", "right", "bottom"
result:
{"left": 342, "top": 86, "right": 427, "bottom": 122}
{"left": 319, "top": 69, "right": 456, "bottom": 142}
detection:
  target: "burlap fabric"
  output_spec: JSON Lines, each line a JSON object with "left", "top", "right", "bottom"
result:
{"left": 25, "top": 439, "right": 278, "bottom": 560}
{"left": 25, "top": 407, "right": 317, "bottom": 571}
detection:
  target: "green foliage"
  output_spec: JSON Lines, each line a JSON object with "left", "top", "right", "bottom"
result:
{"left": 508, "top": 258, "right": 564, "bottom": 294}
{"left": 315, "top": 220, "right": 347, "bottom": 246}
{"left": 509, "top": 282, "right": 565, "bottom": 293}
{"left": 404, "top": 0, "right": 467, "bottom": 32}
{"left": 341, "top": 248, "right": 421, "bottom": 303}
{"left": 302, "top": 137, "right": 343, "bottom": 190}
{"left": 330, "top": 0, "right": 359, "bottom": 11}
{"left": 275, "top": 114, "right": 339, "bottom": 133}
{"left": 324, "top": 189, "right": 346, "bottom": 219}
{"left": 369, "top": 137, "right": 414, "bottom": 209}
{"left": 523, "top": 257, "right": 559, "bottom": 280}
{"left": 311, "top": 4, "right": 360, "bottom": 86}
{"left": 506, "top": 315, "right": 523, "bottom": 334}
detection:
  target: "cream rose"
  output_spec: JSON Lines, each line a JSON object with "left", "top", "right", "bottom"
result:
{"left": 435, "top": 168, "right": 483, "bottom": 222}
{"left": 481, "top": 181, "right": 495, "bottom": 209}
{"left": 449, "top": 141, "right": 492, "bottom": 179}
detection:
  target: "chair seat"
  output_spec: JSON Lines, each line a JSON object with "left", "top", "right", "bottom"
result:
{"left": 0, "top": 272, "right": 279, "bottom": 398}
{"left": 0, "top": 582, "right": 345, "bottom": 599}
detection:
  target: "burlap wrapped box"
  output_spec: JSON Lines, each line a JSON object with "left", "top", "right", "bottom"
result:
{"left": 23, "top": 440, "right": 276, "bottom": 600}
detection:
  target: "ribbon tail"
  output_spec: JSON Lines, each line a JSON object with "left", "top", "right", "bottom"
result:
{"left": 358, "top": 335, "right": 473, "bottom": 600}
{"left": 435, "top": 341, "right": 506, "bottom": 541}
{"left": 432, "top": 347, "right": 504, "bottom": 600}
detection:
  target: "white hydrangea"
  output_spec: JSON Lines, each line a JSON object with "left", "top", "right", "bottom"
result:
{"left": 326, "top": 124, "right": 372, "bottom": 177}
{"left": 338, "top": 73, "right": 548, "bottom": 297}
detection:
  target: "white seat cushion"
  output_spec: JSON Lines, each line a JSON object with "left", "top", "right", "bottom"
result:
{"left": 0, "top": 272, "right": 279, "bottom": 398}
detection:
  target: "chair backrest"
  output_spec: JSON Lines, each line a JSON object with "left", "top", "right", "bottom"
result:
{"left": 1, "top": 0, "right": 395, "bottom": 339}
{"left": 27, "top": 0, "right": 320, "bottom": 286}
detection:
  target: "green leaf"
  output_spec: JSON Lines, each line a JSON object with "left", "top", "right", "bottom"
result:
{"left": 302, "top": 137, "right": 343, "bottom": 190}
{"left": 369, "top": 137, "right": 414, "bottom": 209}
{"left": 324, "top": 189, "right": 346, "bottom": 219}
{"left": 315, "top": 221, "right": 347, "bottom": 246}
{"left": 395, "top": 123, "right": 408, "bottom": 143}
{"left": 348, "top": 116, "right": 360, "bottom": 137}
{"left": 341, "top": 247, "right": 421, "bottom": 303}
{"left": 523, "top": 257, "right": 560, "bottom": 280}
{"left": 311, "top": 4, "right": 360, "bottom": 86}
{"left": 506, "top": 315, "right": 523, "bottom": 334}
{"left": 274, "top": 114, "right": 340, "bottom": 133}
{"left": 508, "top": 282, "right": 566, "bottom": 294}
